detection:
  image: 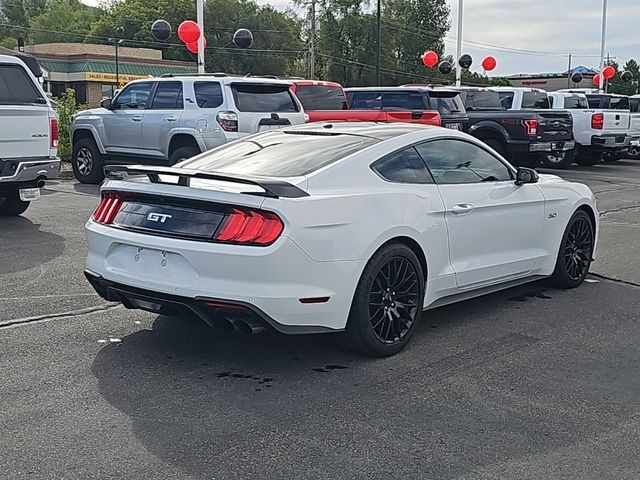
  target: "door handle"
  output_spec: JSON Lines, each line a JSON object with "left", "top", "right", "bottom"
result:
{"left": 451, "top": 204, "right": 474, "bottom": 214}
{"left": 165, "top": 116, "right": 177, "bottom": 122}
{"left": 132, "top": 116, "right": 143, "bottom": 122}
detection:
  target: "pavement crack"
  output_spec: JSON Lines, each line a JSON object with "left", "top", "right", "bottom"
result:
{"left": 599, "top": 205, "right": 640, "bottom": 217}
{"left": 589, "top": 273, "right": 640, "bottom": 289}
{"left": 0, "top": 303, "right": 121, "bottom": 330}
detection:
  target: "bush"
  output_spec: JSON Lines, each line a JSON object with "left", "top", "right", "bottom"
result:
{"left": 54, "top": 89, "right": 86, "bottom": 161}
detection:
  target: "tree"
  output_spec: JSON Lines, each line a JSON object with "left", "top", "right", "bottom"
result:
{"left": 29, "top": 0, "right": 103, "bottom": 44}
{"left": 605, "top": 59, "right": 639, "bottom": 96}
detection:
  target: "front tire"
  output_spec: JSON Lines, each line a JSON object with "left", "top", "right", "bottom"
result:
{"left": 342, "top": 243, "right": 425, "bottom": 357}
{"left": 549, "top": 210, "right": 594, "bottom": 289}
{"left": 0, "top": 189, "right": 29, "bottom": 216}
{"left": 627, "top": 145, "right": 640, "bottom": 159}
{"left": 72, "top": 138, "right": 105, "bottom": 184}
{"left": 541, "top": 150, "right": 574, "bottom": 169}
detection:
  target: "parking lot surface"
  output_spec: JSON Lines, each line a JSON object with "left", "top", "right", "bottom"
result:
{"left": 2, "top": 160, "right": 640, "bottom": 479}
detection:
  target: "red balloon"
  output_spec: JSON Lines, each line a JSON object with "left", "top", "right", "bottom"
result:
{"left": 593, "top": 74, "right": 601, "bottom": 86}
{"left": 482, "top": 56, "right": 497, "bottom": 71}
{"left": 186, "top": 37, "right": 207, "bottom": 54}
{"left": 602, "top": 65, "right": 616, "bottom": 79}
{"left": 178, "top": 20, "right": 201, "bottom": 44}
{"left": 422, "top": 51, "right": 439, "bottom": 68}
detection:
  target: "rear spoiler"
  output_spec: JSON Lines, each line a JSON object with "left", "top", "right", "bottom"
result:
{"left": 104, "top": 165, "right": 309, "bottom": 199}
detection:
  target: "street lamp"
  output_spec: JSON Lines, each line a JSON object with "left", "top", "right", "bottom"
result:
{"left": 599, "top": 0, "right": 608, "bottom": 93}
{"left": 375, "top": 0, "right": 381, "bottom": 86}
{"left": 455, "top": 0, "right": 463, "bottom": 87}
{"left": 109, "top": 38, "right": 125, "bottom": 88}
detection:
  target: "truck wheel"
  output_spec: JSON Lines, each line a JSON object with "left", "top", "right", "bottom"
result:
{"left": 169, "top": 146, "right": 200, "bottom": 165}
{"left": 574, "top": 149, "right": 602, "bottom": 166}
{"left": 484, "top": 139, "right": 508, "bottom": 158}
{"left": 0, "top": 190, "right": 30, "bottom": 216}
{"left": 72, "top": 138, "right": 105, "bottom": 184}
{"left": 602, "top": 152, "right": 622, "bottom": 163}
{"left": 541, "top": 150, "right": 574, "bottom": 169}
{"left": 627, "top": 145, "right": 640, "bottom": 159}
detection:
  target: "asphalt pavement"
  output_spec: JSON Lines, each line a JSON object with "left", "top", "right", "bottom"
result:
{"left": 1, "top": 159, "right": 640, "bottom": 480}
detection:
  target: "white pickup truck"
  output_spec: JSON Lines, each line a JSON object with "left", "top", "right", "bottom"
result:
{"left": 0, "top": 53, "right": 60, "bottom": 216}
{"left": 627, "top": 94, "right": 640, "bottom": 159}
{"left": 555, "top": 89, "right": 630, "bottom": 165}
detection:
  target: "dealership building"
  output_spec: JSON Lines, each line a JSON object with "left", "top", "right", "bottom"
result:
{"left": 24, "top": 43, "right": 196, "bottom": 106}
{"left": 505, "top": 66, "right": 598, "bottom": 91}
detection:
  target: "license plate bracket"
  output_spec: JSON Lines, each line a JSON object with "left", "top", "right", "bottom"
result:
{"left": 19, "top": 187, "right": 40, "bottom": 202}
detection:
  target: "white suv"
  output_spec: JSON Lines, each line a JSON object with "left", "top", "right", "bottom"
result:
{"left": 0, "top": 53, "right": 60, "bottom": 216}
{"left": 70, "top": 75, "right": 307, "bottom": 184}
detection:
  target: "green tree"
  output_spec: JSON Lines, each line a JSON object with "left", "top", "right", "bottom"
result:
{"left": 29, "top": 0, "right": 103, "bottom": 44}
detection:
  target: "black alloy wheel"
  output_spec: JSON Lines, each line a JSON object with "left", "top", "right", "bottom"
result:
{"left": 368, "top": 257, "right": 421, "bottom": 345}
{"left": 550, "top": 210, "right": 594, "bottom": 288}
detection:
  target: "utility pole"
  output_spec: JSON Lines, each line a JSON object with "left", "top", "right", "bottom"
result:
{"left": 375, "top": 0, "right": 381, "bottom": 85}
{"left": 455, "top": 0, "right": 464, "bottom": 87}
{"left": 567, "top": 53, "right": 572, "bottom": 87}
{"left": 606, "top": 52, "right": 610, "bottom": 93}
{"left": 599, "top": 0, "right": 608, "bottom": 93}
{"left": 197, "top": 0, "right": 205, "bottom": 73}
{"left": 309, "top": 0, "right": 316, "bottom": 79}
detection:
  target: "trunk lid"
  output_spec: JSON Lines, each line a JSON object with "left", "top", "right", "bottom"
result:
{"left": 602, "top": 111, "right": 630, "bottom": 133}
{"left": 537, "top": 111, "right": 573, "bottom": 142}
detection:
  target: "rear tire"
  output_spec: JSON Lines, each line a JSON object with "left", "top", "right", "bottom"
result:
{"left": 574, "top": 149, "right": 602, "bottom": 166}
{"left": 0, "top": 189, "right": 30, "bottom": 216}
{"left": 627, "top": 145, "right": 640, "bottom": 159}
{"left": 72, "top": 138, "right": 105, "bottom": 184}
{"left": 342, "top": 243, "right": 425, "bottom": 357}
{"left": 541, "top": 150, "right": 574, "bottom": 169}
{"left": 169, "top": 146, "right": 200, "bottom": 165}
{"left": 549, "top": 210, "right": 594, "bottom": 289}
{"left": 602, "top": 151, "right": 622, "bottom": 163}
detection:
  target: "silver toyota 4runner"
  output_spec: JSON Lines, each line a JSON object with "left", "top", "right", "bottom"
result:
{"left": 0, "top": 53, "right": 60, "bottom": 216}
{"left": 70, "top": 75, "right": 307, "bottom": 184}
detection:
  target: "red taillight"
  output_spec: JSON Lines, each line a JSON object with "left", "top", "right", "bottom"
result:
{"left": 214, "top": 208, "right": 284, "bottom": 245}
{"left": 522, "top": 119, "right": 538, "bottom": 136}
{"left": 216, "top": 111, "right": 238, "bottom": 132}
{"left": 92, "top": 193, "right": 122, "bottom": 225}
{"left": 50, "top": 118, "right": 59, "bottom": 148}
{"left": 592, "top": 113, "right": 604, "bottom": 130}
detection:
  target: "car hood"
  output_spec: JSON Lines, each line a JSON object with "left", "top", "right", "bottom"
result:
{"left": 538, "top": 173, "right": 564, "bottom": 183}
{"left": 76, "top": 107, "right": 108, "bottom": 116}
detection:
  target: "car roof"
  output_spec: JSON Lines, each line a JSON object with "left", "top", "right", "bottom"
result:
{"left": 491, "top": 86, "right": 546, "bottom": 92}
{"left": 292, "top": 80, "right": 343, "bottom": 88}
{"left": 126, "top": 75, "right": 294, "bottom": 86}
{"left": 281, "top": 122, "right": 436, "bottom": 140}
{"left": 0, "top": 53, "right": 25, "bottom": 65}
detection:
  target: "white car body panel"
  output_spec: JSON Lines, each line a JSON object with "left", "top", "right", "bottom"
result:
{"left": 85, "top": 124, "right": 598, "bottom": 332}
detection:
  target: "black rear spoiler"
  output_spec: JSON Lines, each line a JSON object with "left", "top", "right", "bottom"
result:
{"left": 104, "top": 165, "right": 309, "bottom": 199}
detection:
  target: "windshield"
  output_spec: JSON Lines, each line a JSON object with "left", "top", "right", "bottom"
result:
{"left": 522, "top": 92, "right": 550, "bottom": 109}
{"left": 181, "top": 131, "right": 378, "bottom": 177}
{"left": 295, "top": 84, "right": 346, "bottom": 110}
{"left": 462, "top": 90, "right": 503, "bottom": 110}
{"left": 429, "top": 92, "right": 465, "bottom": 114}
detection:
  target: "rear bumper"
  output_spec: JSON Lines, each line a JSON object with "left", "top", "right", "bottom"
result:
{"left": 529, "top": 140, "right": 575, "bottom": 152}
{"left": 0, "top": 158, "right": 60, "bottom": 184}
{"left": 591, "top": 134, "right": 630, "bottom": 149}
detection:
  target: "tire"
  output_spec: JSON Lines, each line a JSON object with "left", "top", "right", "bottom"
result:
{"left": 602, "top": 151, "right": 622, "bottom": 163}
{"left": 484, "top": 139, "right": 507, "bottom": 158}
{"left": 549, "top": 210, "right": 594, "bottom": 289}
{"left": 541, "top": 150, "right": 574, "bottom": 169}
{"left": 0, "top": 189, "right": 30, "bottom": 216}
{"left": 169, "top": 146, "right": 200, "bottom": 165}
{"left": 72, "top": 138, "right": 105, "bottom": 184}
{"left": 574, "top": 149, "right": 602, "bottom": 166}
{"left": 627, "top": 145, "right": 640, "bottom": 159}
{"left": 342, "top": 243, "right": 425, "bottom": 357}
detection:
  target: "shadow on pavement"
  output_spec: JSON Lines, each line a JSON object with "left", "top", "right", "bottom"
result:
{"left": 0, "top": 216, "right": 65, "bottom": 275}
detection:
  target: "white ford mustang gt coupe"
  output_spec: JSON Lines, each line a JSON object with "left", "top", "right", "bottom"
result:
{"left": 85, "top": 123, "right": 598, "bottom": 357}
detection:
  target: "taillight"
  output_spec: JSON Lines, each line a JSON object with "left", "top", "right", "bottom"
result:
{"left": 214, "top": 208, "right": 283, "bottom": 245}
{"left": 50, "top": 118, "right": 59, "bottom": 148}
{"left": 216, "top": 111, "right": 238, "bottom": 132}
{"left": 92, "top": 193, "right": 122, "bottom": 225}
{"left": 522, "top": 119, "right": 538, "bottom": 136}
{"left": 592, "top": 113, "right": 604, "bottom": 130}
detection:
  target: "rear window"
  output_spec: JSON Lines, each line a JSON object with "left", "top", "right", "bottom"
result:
{"left": 181, "top": 131, "right": 378, "bottom": 177}
{"left": 0, "top": 64, "right": 45, "bottom": 105}
{"left": 461, "top": 90, "right": 503, "bottom": 110}
{"left": 609, "top": 96, "right": 629, "bottom": 110}
{"left": 428, "top": 92, "right": 465, "bottom": 114}
{"left": 522, "top": 92, "right": 550, "bottom": 109}
{"left": 630, "top": 98, "right": 640, "bottom": 113}
{"left": 231, "top": 83, "right": 299, "bottom": 112}
{"left": 563, "top": 95, "right": 588, "bottom": 109}
{"left": 294, "top": 84, "right": 346, "bottom": 110}
{"left": 381, "top": 92, "right": 427, "bottom": 110}
{"left": 498, "top": 92, "right": 514, "bottom": 109}
{"left": 194, "top": 82, "right": 223, "bottom": 108}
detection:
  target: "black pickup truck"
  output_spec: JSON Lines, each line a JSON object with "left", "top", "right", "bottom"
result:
{"left": 448, "top": 87, "right": 575, "bottom": 169}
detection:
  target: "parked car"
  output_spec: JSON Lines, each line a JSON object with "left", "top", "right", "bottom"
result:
{"left": 84, "top": 122, "right": 598, "bottom": 357}
{"left": 0, "top": 53, "right": 60, "bottom": 216}
{"left": 488, "top": 87, "right": 575, "bottom": 168}
{"left": 627, "top": 94, "right": 640, "bottom": 159}
{"left": 345, "top": 86, "right": 465, "bottom": 129}
{"left": 290, "top": 80, "right": 441, "bottom": 125}
{"left": 70, "top": 75, "right": 307, "bottom": 184}
{"left": 558, "top": 89, "right": 631, "bottom": 165}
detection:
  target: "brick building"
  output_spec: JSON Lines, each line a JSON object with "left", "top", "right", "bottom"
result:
{"left": 505, "top": 66, "right": 598, "bottom": 92}
{"left": 25, "top": 43, "right": 196, "bottom": 106}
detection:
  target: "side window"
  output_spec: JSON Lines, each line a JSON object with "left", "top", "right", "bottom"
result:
{"left": 498, "top": 92, "right": 514, "bottom": 109}
{"left": 151, "top": 82, "right": 183, "bottom": 110}
{"left": 415, "top": 139, "right": 513, "bottom": 184}
{"left": 0, "top": 64, "right": 45, "bottom": 104}
{"left": 114, "top": 82, "right": 153, "bottom": 109}
{"left": 371, "top": 147, "right": 433, "bottom": 184}
{"left": 609, "top": 97, "right": 629, "bottom": 110}
{"left": 630, "top": 99, "right": 640, "bottom": 113}
{"left": 194, "top": 81, "right": 223, "bottom": 108}
{"left": 381, "top": 92, "right": 426, "bottom": 110}
{"left": 348, "top": 92, "right": 381, "bottom": 109}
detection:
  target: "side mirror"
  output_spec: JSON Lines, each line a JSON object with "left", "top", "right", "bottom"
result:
{"left": 515, "top": 167, "right": 539, "bottom": 186}
{"left": 100, "top": 98, "right": 113, "bottom": 110}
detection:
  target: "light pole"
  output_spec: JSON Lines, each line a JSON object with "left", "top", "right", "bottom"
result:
{"left": 598, "top": 0, "right": 608, "bottom": 93}
{"left": 455, "top": 0, "right": 463, "bottom": 87}
{"left": 375, "top": 0, "right": 381, "bottom": 85}
{"left": 197, "top": 0, "right": 205, "bottom": 73}
{"left": 109, "top": 38, "right": 125, "bottom": 88}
